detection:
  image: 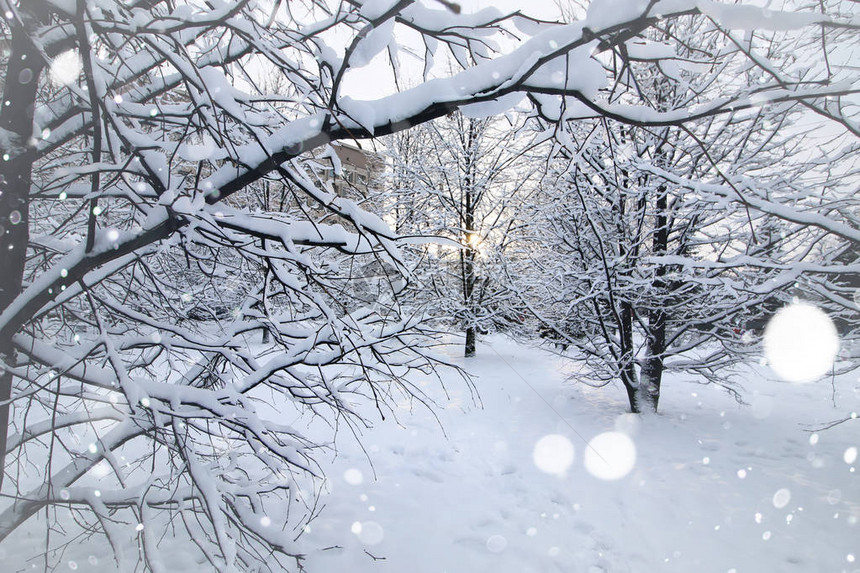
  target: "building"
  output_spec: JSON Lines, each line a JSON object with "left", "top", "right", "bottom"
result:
{"left": 320, "top": 142, "right": 385, "bottom": 197}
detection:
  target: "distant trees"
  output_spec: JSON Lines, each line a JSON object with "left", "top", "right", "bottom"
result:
{"left": 0, "top": 0, "right": 856, "bottom": 569}
{"left": 381, "top": 112, "right": 539, "bottom": 356}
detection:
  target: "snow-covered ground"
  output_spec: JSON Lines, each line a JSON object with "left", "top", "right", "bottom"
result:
{"left": 3, "top": 336, "right": 858, "bottom": 572}
{"left": 301, "top": 336, "right": 859, "bottom": 573}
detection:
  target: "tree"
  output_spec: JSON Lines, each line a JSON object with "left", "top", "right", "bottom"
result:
{"left": 516, "top": 3, "right": 859, "bottom": 413}
{"left": 0, "top": 0, "right": 855, "bottom": 569}
{"left": 381, "top": 111, "right": 539, "bottom": 356}
{"left": 519, "top": 116, "right": 792, "bottom": 413}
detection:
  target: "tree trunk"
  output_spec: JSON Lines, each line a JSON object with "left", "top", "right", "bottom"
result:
{"left": 465, "top": 325, "right": 476, "bottom": 357}
{"left": 638, "top": 356, "right": 663, "bottom": 413}
{"left": 619, "top": 301, "right": 641, "bottom": 413}
{"left": 623, "top": 373, "right": 641, "bottom": 414}
{"left": 0, "top": 5, "right": 49, "bottom": 494}
{"left": 639, "top": 185, "right": 670, "bottom": 413}
{"left": 463, "top": 237, "right": 477, "bottom": 357}
{"left": 462, "top": 120, "right": 478, "bottom": 357}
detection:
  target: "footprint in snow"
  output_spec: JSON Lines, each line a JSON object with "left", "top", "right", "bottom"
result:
{"left": 572, "top": 520, "right": 595, "bottom": 535}
{"left": 498, "top": 463, "right": 517, "bottom": 476}
{"left": 699, "top": 440, "right": 722, "bottom": 452}
{"left": 411, "top": 467, "right": 445, "bottom": 483}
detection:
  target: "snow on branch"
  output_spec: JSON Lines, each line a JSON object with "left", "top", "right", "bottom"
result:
{"left": 0, "top": 0, "right": 855, "bottom": 569}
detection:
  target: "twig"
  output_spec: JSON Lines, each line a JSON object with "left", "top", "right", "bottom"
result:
{"left": 364, "top": 549, "right": 387, "bottom": 561}
{"left": 803, "top": 414, "right": 858, "bottom": 432}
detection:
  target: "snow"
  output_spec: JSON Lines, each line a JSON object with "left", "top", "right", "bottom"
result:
{"left": 344, "top": 468, "right": 365, "bottom": 485}
{"left": 532, "top": 434, "right": 576, "bottom": 476}
{"left": 3, "top": 335, "right": 859, "bottom": 571}
{"left": 339, "top": 96, "right": 378, "bottom": 134}
{"left": 523, "top": 44, "right": 606, "bottom": 97}
{"left": 6, "top": 0, "right": 857, "bottom": 571}
{"left": 696, "top": 1, "right": 830, "bottom": 31}
{"left": 763, "top": 303, "right": 840, "bottom": 383}
{"left": 359, "top": 0, "right": 401, "bottom": 21}
{"left": 348, "top": 19, "right": 396, "bottom": 68}
{"left": 583, "top": 431, "right": 637, "bottom": 481}
{"left": 772, "top": 488, "right": 791, "bottom": 509}
{"left": 624, "top": 39, "right": 677, "bottom": 61}
{"left": 48, "top": 50, "right": 82, "bottom": 87}
{"left": 586, "top": 0, "right": 652, "bottom": 30}
{"left": 399, "top": 4, "right": 505, "bottom": 34}
{"left": 461, "top": 92, "right": 526, "bottom": 119}
{"left": 294, "top": 336, "right": 860, "bottom": 573}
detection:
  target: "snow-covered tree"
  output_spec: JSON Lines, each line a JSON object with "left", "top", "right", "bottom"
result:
{"left": 0, "top": 0, "right": 856, "bottom": 569}
{"left": 517, "top": 4, "right": 859, "bottom": 413}
{"left": 381, "top": 112, "right": 539, "bottom": 356}
{"left": 520, "top": 117, "right": 789, "bottom": 412}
